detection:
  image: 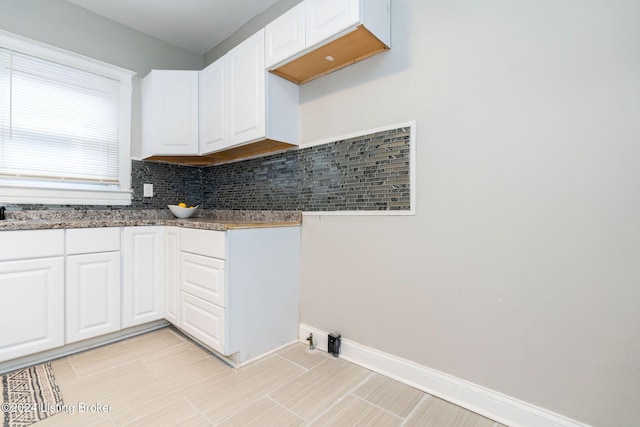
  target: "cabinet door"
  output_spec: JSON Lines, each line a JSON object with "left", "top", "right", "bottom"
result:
{"left": 228, "top": 29, "right": 266, "bottom": 146}
{"left": 123, "top": 227, "right": 164, "bottom": 328}
{"left": 199, "top": 58, "right": 229, "bottom": 154}
{"left": 66, "top": 252, "right": 121, "bottom": 343}
{"left": 306, "top": 0, "right": 360, "bottom": 48}
{"left": 142, "top": 70, "right": 199, "bottom": 156}
{"left": 0, "top": 258, "right": 64, "bottom": 362}
{"left": 181, "top": 292, "right": 225, "bottom": 354}
{"left": 164, "top": 227, "right": 181, "bottom": 326}
{"left": 265, "top": 2, "right": 306, "bottom": 68}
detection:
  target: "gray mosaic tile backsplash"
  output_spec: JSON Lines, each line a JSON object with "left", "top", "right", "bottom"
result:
{"left": 131, "top": 161, "right": 202, "bottom": 208}
{"left": 202, "top": 127, "right": 411, "bottom": 211}
{"left": 3, "top": 127, "right": 411, "bottom": 212}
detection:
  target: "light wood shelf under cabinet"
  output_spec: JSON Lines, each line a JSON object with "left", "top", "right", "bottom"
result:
{"left": 145, "top": 139, "right": 297, "bottom": 166}
{"left": 270, "top": 25, "right": 389, "bottom": 85}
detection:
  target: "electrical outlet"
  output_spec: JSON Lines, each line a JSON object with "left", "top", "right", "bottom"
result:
{"left": 143, "top": 183, "right": 153, "bottom": 197}
{"left": 328, "top": 333, "right": 341, "bottom": 357}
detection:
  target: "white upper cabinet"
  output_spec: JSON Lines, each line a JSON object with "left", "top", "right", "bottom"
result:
{"left": 269, "top": 0, "right": 391, "bottom": 85}
{"left": 201, "top": 29, "right": 299, "bottom": 153}
{"left": 306, "top": 0, "right": 359, "bottom": 48}
{"left": 142, "top": 70, "right": 199, "bottom": 157}
{"left": 228, "top": 30, "right": 267, "bottom": 146}
{"left": 199, "top": 58, "right": 229, "bottom": 154}
{"left": 265, "top": 2, "right": 306, "bottom": 68}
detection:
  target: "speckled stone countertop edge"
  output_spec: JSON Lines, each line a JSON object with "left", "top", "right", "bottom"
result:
{"left": 0, "top": 210, "right": 302, "bottom": 231}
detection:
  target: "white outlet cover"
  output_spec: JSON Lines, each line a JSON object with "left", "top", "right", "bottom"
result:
{"left": 143, "top": 183, "right": 153, "bottom": 197}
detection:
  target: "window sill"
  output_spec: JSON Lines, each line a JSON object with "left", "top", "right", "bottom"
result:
{"left": 0, "top": 186, "right": 132, "bottom": 206}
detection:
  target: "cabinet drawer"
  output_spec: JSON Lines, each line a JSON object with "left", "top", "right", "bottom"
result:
{"left": 181, "top": 292, "right": 225, "bottom": 354}
{"left": 0, "top": 229, "right": 64, "bottom": 261}
{"left": 66, "top": 227, "right": 121, "bottom": 254}
{"left": 180, "top": 228, "right": 226, "bottom": 259}
{"left": 180, "top": 252, "right": 225, "bottom": 307}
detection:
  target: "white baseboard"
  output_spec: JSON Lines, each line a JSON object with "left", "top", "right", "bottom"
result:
{"left": 299, "top": 324, "right": 589, "bottom": 427}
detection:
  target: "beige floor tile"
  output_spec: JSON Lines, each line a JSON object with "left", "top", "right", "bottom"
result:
{"left": 405, "top": 395, "right": 498, "bottom": 427}
{"left": 28, "top": 406, "right": 114, "bottom": 427}
{"left": 151, "top": 354, "right": 236, "bottom": 393}
{"left": 57, "top": 359, "right": 155, "bottom": 404}
{"left": 120, "top": 327, "right": 186, "bottom": 345}
{"left": 310, "top": 395, "right": 402, "bottom": 427}
{"left": 104, "top": 377, "right": 181, "bottom": 425}
{"left": 38, "top": 415, "right": 110, "bottom": 426}
{"left": 122, "top": 397, "right": 212, "bottom": 427}
{"left": 353, "top": 373, "right": 425, "bottom": 418}
{"left": 107, "top": 354, "right": 234, "bottom": 425}
{"left": 140, "top": 341, "right": 213, "bottom": 376}
{"left": 276, "top": 342, "right": 331, "bottom": 369}
{"left": 186, "top": 355, "right": 305, "bottom": 423}
{"left": 269, "top": 357, "right": 370, "bottom": 420}
{"left": 50, "top": 358, "right": 78, "bottom": 383}
{"left": 217, "top": 397, "right": 305, "bottom": 427}
{"left": 68, "top": 329, "right": 185, "bottom": 377}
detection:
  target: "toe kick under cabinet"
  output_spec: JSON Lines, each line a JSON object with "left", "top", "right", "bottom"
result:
{"left": 174, "top": 226, "right": 300, "bottom": 365}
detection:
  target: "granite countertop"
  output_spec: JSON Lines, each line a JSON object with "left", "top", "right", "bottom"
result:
{"left": 0, "top": 209, "right": 302, "bottom": 231}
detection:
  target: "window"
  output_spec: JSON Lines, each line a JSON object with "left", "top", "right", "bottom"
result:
{"left": 0, "top": 31, "right": 134, "bottom": 205}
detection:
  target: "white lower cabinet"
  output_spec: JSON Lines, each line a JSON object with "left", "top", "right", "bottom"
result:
{"left": 164, "top": 226, "right": 180, "bottom": 327}
{"left": 177, "top": 226, "right": 300, "bottom": 364}
{"left": 123, "top": 227, "right": 164, "bottom": 328}
{"left": 66, "top": 252, "right": 121, "bottom": 343}
{"left": 179, "top": 229, "right": 227, "bottom": 353}
{"left": 0, "top": 229, "right": 65, "bottom": 363}
{"left": 0, "top": 257, "right": 64, "bottom": 362}
{"left": 1, "top": 224, "right": 300, "bottom": 367}
{"left": 66, "top": 228, "right": 121, "bottom": 344}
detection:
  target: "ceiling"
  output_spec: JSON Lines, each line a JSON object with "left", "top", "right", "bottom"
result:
{"left": 65, "top": 0, "right": 282, "bottom": 55}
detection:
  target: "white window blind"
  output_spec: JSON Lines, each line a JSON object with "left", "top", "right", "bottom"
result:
{"left": 0, "top": 47, "right": 121, "bottom": 185}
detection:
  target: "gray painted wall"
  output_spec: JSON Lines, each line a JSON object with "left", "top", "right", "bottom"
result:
{"left": 300, "top": 2, "right": 640, "bottom": 426}
{"left": 204, "top": 0, "right": 640, "bottom": 426}
{"left": 203, "top": 0, "right": 302, "bottom": 66}
{"left": 0, "top": 0, "right": 203, "bottom": 158}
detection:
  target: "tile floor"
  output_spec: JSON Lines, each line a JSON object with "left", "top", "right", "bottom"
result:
{"left": 33, "top": 327, "right": 506, "bottom": 426}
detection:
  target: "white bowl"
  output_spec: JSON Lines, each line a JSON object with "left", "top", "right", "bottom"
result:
{"left": 168, "top": 205, "right": 198, "bottom": 219}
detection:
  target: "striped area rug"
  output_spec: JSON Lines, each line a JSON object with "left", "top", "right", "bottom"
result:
{"left": 2, "top": 363, "right": 64, "bottom": 427}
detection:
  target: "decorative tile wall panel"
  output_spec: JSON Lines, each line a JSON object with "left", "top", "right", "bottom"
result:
{"left": 202, "top": 127, "right": 411, "bottom": 211}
